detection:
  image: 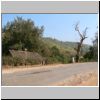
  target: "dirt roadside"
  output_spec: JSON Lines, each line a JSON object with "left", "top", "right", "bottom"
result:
{"left": 2, "top": 64, "right": 67, "bottom": 74}
{"left": 50, "top": 70, "right": 98, "bottom": 86}
{"left": 2, "top": 62, "right": 98, "bottom": 74}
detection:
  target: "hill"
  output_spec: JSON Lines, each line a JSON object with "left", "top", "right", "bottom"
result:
{"left": 42, "top": 37, "right": 90, "bottom": 55}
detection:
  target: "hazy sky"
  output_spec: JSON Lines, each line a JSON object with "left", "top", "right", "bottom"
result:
{"left": 2, "top": 14, "right": 98, "bottom": 45}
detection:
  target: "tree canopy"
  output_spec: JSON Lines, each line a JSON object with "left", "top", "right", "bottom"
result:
{"left": 2, "top": 17, "right": 44, "bottom": 55}
{"left": 83, "top": 30, "right": 98, "bottom": 61}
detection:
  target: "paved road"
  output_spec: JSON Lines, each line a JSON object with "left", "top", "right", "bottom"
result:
{"left": 2, "top": 62, "right": 98, "bottom": 86}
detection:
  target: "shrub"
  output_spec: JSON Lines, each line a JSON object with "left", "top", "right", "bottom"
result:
{"left": 25, "top": 58, "right": 39, "bottom": 65}
{"left": 13, "top": 57, "right": 24, "bottom": 66}
{"left": 2, "top": 56, "right": 13, "bottom": 66}
{"left": 2, "top": 56, "right": 40, "bottom": 67}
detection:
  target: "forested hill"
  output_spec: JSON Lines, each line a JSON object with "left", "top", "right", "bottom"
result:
{"left": 42, "top": 37, "right": 90, "bottom": 54}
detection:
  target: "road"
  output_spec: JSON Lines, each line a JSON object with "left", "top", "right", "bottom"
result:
{"left": 2, "top": 62, "right": 98, "bottom": 86}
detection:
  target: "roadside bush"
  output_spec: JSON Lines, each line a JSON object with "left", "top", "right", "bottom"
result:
{"left": 25, "top": 58, "right": 39, "bottom": 65}
{"left": 47, "top": 55, "right": 72, "bottom": 64}
{"left": 79, "top": 56, "right": 84, "bottom": 62}
{"left": 2, "top": 56, "right": 40, "bottom": 67}
{"left": 13, "top": 57, "right": 24, "bottom": 66}
{"left": 2, "top": 56, "right": 13, "bottom": 66}
{"left": 65, "top": 57, "right": 72, "bottom": 63}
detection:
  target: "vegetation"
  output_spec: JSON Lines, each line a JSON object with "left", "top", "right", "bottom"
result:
{"left": 42, "top": 37, "right": 90, "bottom": 55}
{"left": 2, "top": 17, "right": 44, "bottom": 55}
{"left": 83, "top": 30, "right": 98, "bottom": 61}
{"left": 2, "top": 17, "right": 97, "bottom": 67}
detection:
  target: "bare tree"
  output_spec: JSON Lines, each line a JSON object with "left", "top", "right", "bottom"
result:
{"left": 74, "top": 22, "right": 88, "bottom": 62}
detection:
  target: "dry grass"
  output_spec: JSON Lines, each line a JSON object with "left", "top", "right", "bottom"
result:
{"left": 50, "top": 70, "right": 98, "bottom": 86}
{"left": 2, "top": 64, "right": 67, "bottom": 74}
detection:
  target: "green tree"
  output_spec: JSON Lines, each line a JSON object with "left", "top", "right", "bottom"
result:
{"left": 92, "top": 31, "right": 98, "bottom": 61}
{"left": 83, "top": 46, "right": 94, "bottom": 61}
{"left": 84, "top": 29, "right": 98, "bottom": 61}
{"left": 51, "top": 46, "right": 60, "bottom": 57}
{"left": 2, "top": 17, "right": 44, "bottom": 55}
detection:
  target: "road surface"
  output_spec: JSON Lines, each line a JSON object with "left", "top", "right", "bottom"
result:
{"left": 2, "top": 62, "right": 98, "bottom": 86}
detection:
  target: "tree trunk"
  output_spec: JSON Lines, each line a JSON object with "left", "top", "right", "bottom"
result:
{"left": 75, "top": 39, "right": 83, "bottom": 62}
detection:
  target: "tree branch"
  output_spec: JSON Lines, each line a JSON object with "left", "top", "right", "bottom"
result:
{"left": 75, "top": 23, "right": 83, "bottom": 38}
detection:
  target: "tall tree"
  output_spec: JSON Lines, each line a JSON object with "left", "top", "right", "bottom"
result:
{"left": 2, "top": 17, "right": 44, "bottom": 55}
{"left": 92, "top": 29, "right": 98, "bottom": 61}
{"left": 83, "top": 29, "right": 98, "bottom": 61}
{"left": 74, "top": 22, "right": 88, "bottom": 62}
